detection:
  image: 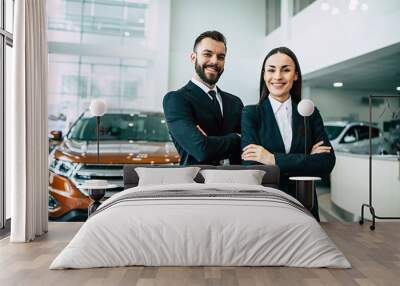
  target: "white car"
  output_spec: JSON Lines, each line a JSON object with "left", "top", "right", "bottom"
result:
{"left": 324, "top": 121, "right": 389, "bottom": 155}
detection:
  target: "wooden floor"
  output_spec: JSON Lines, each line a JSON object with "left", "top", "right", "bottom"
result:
{"left": 0, "top": 222, "right": 399, "bottom": 286}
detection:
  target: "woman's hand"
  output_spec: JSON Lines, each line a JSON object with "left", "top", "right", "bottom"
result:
{"left": 242, "top": 144, "right": 276, "bottom": 165}
{"left": 311, "top": 141, "right": 332, "bottom": 154}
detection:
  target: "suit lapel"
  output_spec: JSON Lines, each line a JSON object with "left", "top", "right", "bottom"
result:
{"left": 263, "top": 99, "right": 286, "bottom": 153}
{"left": 218, "top": 88, "right": 229, "bottom": 127}
{"left": 185, "top": 81, "right": 222, "bottom": 127}
{"left": 290, "top": 100, "right": 304, "bottom": 153}
{"left": 217, "top": 87, "right": 228, "bottom": 113}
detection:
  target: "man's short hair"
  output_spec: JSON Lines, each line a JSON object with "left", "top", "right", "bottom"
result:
{"left": 193, "top": 31, "right": 227, "bottom": 52}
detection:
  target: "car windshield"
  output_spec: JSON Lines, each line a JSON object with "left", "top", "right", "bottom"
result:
{"left": 67, "top": 113, "right": 171, "bottom": 142}
{"left": 325, "top": 125, "right": 345, "bottom": 140}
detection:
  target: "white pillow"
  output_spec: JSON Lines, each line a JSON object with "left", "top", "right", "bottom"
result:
{"left": 135, "top": 167, "right": 200, "bottom": 186}
{"left": 200, "top": 169, "right": 266, "bottom": 185}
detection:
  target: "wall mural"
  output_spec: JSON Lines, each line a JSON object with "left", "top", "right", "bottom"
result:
{"left": 47, "top": 0, "right": 175, "bottom": 222}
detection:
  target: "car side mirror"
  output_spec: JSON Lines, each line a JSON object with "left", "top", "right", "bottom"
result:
{"left": 343, "top": 135, "right": 356, "bottom": 143}
{"left": 50, "top": 130, "right": 63, "bottom": 141}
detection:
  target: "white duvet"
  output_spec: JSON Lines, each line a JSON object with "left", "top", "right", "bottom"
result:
{"left": 50, "top": 183, "right": 351, "bottom": 269}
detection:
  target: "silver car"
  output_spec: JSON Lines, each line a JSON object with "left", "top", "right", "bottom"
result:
{"left": 324, "top": 121, "right": 390, "bottom": 155}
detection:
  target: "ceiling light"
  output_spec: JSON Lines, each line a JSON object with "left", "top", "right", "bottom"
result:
{"left": 396, "top": 86, "right": 400, "bottom": 91}
{"left": 331, "top": 7, "right": 340, "bottom": 15}
{"left": 348, "top": 4, "right": 357, "bottom": 11}
{"left": 333, "top": 82, "right": 343, "bottom": 87}
{"left": 321, "top": 2, "right": 330, "bottom": 11}
{"left": 124, "top": 31, "right": 130, "bottom": 37}
{"left": 348, "top": 0, "right": 358, "bottom": 11}
{"left": 360, "top": 3, "right": 369, "bottom": 11}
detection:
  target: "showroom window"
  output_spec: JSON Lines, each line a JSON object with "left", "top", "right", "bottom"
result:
{"left": 0, "top": 0, "right": 14, "bottom": 232}
{"left": 46, "top": 0, "right": 171, "bottom": 222}
{"left": 47, "top": 0, "right": 169, "bottom": 135}
{"left": 266, "top": 0, "right": 281, "bottom": 35}
{"left": 292, "top": 0, "right": 316, "bottom": 16}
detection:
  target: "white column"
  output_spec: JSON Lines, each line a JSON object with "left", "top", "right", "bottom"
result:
{"left": 281, "top": 0, "right": 293, "bottom": 44}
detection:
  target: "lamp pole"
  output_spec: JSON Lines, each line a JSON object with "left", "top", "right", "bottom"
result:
{"left": 96, "top": 116, "right": 100, "bottom": 163}
{"left": 304, "top": 116, "right": 307, "bottom": 154}
{"left": 89, "top": 99, "right": 107, "bottom": 164}
{"left": 291, "top": 99, "right": 317, "bottom": 216}
{"left": 298, "top": 99, "right": 315, "bottom": 155}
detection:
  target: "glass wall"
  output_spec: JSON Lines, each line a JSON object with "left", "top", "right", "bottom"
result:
{"left": 48, "top": 54, "right": 148, "bottom": 134}
{"left": 48, "top": 0, "right": 147, "bottom": 44}
{"left": 47, "top": 0, "right": 171, "bottom": 222}
{"left": 47, "top": 0, "right": 169, "bottom": 135}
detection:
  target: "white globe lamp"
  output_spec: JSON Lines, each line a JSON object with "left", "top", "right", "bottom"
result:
{"left": 297, "top": 99, "right": 315, "bottom": 117}
{"left": 89, "top": 99, "right": 107, "bottom": 117}
{"left": 297, "top": 99, "right": 315, "bottom": 154}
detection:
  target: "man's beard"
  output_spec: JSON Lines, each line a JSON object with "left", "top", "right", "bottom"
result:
{"left": 195, "top": 59, "right": 224, "bottom": 86}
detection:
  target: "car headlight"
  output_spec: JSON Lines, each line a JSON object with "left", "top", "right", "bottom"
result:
{"left": 49, "top": 153, "right": 78, "bottom": 177}
{"left": 48, "top": 194, "right": 59, "bottom": 210}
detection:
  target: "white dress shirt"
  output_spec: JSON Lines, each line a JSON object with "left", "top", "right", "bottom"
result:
{"left": 191, "top": 77, "right": 223, "bottom": 116}
{"left": 269, "top": 95, "right": 293, "bottom": 154}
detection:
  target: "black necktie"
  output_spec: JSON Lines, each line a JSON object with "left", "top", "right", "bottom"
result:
{"left": 208, "top": 90, "right": 222, "bottom": 121}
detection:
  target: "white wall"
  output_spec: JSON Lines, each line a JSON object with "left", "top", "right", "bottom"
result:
{"left": 169, "top": 0, "right": 266, "bottom": 105}
{"left": 264, "top": 0, "right": 400, "bottom": 75}
{"left": 146, "top": 0, "right": 171, "bottom": 110}
{"left": 306, "top": 87, "right": 398, "bottom": 123}
{"left": 331, "top": 153, "right": 400, "bottom": 220}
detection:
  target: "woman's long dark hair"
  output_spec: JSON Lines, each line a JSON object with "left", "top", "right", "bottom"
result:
{"left": 258, "top": 47, "right": 302, "bottom": 104}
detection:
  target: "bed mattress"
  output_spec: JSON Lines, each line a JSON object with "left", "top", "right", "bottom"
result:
{"left": 50, "top": 183, "right": 351, "bottom": 269}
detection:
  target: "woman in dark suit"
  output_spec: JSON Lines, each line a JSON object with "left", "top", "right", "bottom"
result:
{"left": 241, "top": 47, "right": 335, "bottom": 221}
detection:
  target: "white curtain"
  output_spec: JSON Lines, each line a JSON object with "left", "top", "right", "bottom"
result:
{"left": 9, "top": 0, "right": 48, "bottom": 242}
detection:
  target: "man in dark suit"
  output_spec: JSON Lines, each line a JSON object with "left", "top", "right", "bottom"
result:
{"left": 163, "top": 31, "right": 243, "bottom": 165}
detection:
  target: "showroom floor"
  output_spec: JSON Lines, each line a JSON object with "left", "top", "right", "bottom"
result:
{"left": 1, "top": 222, "right": 399, "bottom": 286}
{"left": 317, "top": 185, "right": 355, "bottom": 223}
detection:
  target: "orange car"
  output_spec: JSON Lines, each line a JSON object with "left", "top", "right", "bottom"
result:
{"left": 48, "top": 110, "right": 180, "bottom": 221}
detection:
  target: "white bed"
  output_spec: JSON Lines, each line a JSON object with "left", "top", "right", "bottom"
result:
{"left": 50, "top": 183, "right": 351, "bottom": 269}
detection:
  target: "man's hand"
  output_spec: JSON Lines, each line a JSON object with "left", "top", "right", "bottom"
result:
{"left": 311, "top": 141, "right": 332, "bottom": 154}
{"left": 196, "top": 125, "right": 207, "bottom": 136}
{"left": 242, "top": 144, "right": 275, "bottom": 165}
